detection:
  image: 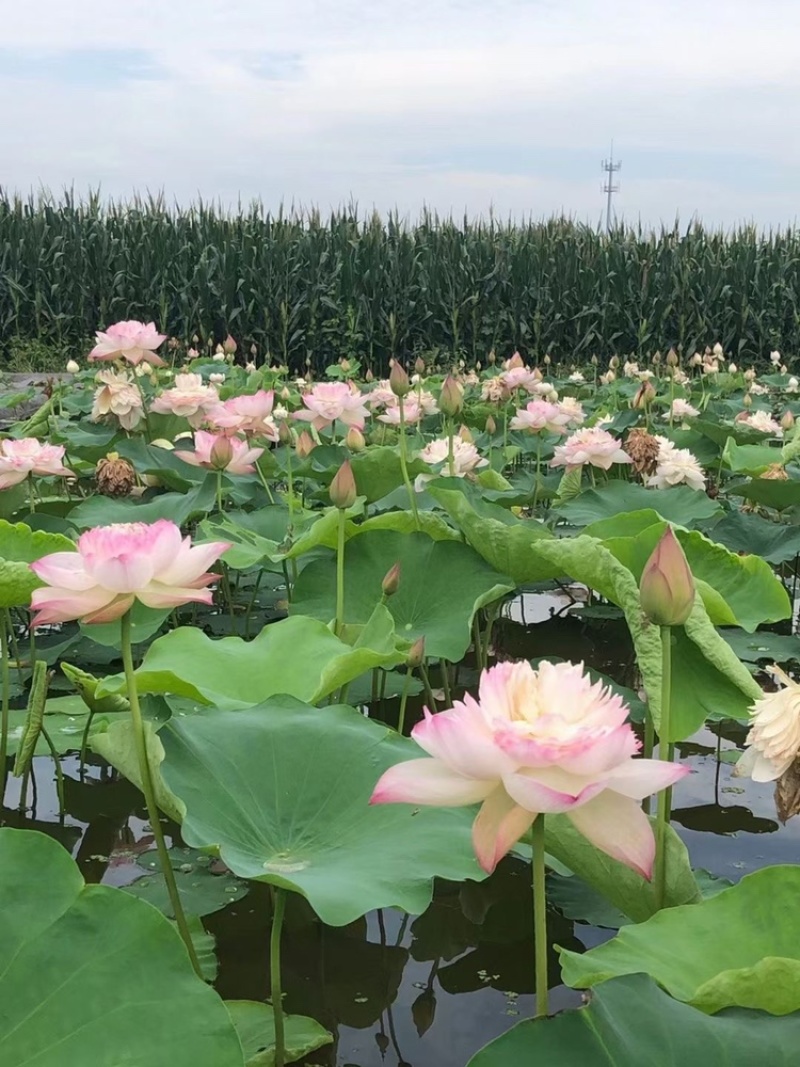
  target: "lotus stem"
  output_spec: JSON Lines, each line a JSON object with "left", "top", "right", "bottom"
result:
{"left": 447, "top": 420, "right": 455, "bottom": 477}
{"left": 120, "top": 611, "right": 203, "bottom": 978}
{"left": 642, "top": 709, "right": 655, "bottom": 814}
{"left": 27, "top": 473, "right": 36, "bottom": 514}
{"left": 531, "top": 814, "right": 549, "bottom": 1018}
{"left": 270, "top": 887, "right": 288, "bottom": 1067}
{"left": 655, "top": 624, "right": 673, "bottom": 909}
{"left": 0, "top": 608, "right": 10, "bottom": 803}
{"left": 335, "top": 508, "right": 346, "bottom": 637}
{"left": 397, "top": 665, "right": 413, "bottom": 735}
{"left": 397, "top": 399, "right": 421, "bottom": 530}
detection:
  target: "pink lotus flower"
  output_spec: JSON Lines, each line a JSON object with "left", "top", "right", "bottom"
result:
{"left": 30, "top": 520, "right": 230, "bottom": 625}
{"left": 175, "top": 430, "right": 264, "bottom": 474}
{"left": 91, "top": 370, "right": 145, "bottom": 431}
{"left": 150, "top": 373, "right": 220, "bottom": 427}
{"left": 415, "top": 437, "right": 488, "bottom": 488}
{"left": 206, "top": 390, "right": 279, "bottom": 440}
{"left": 550, "top": 427, "right": 632, "bottom": 471}
{"left": 377, "top": 398, "right": 424, "bottom": 426}
{"left": 293, "top": 382, "right": 369, "bottom": 431}
{"left": 371, "top": 660, "right": 687, "bottom": 876}
{"left": 89, "top": 321, "right": 167, "bottom": 367}
{"left": 0, "top": 438, "right": 72, "bottom": 489}
{"left": 510, "top": 400, "right": 571, "bottom": 435}
{"left": 499, "top": 367, "right": 539, "bottom": 393}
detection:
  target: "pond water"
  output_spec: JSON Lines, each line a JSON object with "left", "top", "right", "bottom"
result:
{"left": 4, "top": 591, "right": 796, "bottom": 1067}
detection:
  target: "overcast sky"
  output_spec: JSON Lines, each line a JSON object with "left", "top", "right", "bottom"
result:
{"left": 2, "top": 0, "right": 798, "bottom": 229}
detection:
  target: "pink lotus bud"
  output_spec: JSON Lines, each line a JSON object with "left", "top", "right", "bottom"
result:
{"left": 329, "top": 459, "right": 357, "bottom": 509}
{"left": 407, "top": 636, "right": 426, "bottom": 668}
{"left": 209, "top": 435, "right": 234, "bottom": 470}
{"left": 278, "top": 421, "right": 293, "bottom": 444}
{"left": 382, "top": 561, "right": 401, "bottom": 597}
{"left": 458, "top": 424, "right": 474, "bottom": 443}
{"left": 390, "top": 361, "right": 411, "bottom": 398}
{"left": 295, "top": 431, "right": 315, "bottom": 458}
{"left": 485, "top": 414, "right": 497, "bottom": 435}
{"left": 415, "top": 357, "right": 426, "bottom": 376}
{"left": 507, "top": 351, "right": 524, "bottom": 370}
{"left": 782, "top": 410, "right": 795, "bottom": 431}
{"left": 640, "top": 527, "right": 695, "bottom": 627}
{"left": 345, "top": 426, "right": 366, "bottom": 452}
{"left": 439, "top": 375, "right": 464, "bottom": 417}
{"left": 280, "top": 387, "right": 291, "bottom": 400}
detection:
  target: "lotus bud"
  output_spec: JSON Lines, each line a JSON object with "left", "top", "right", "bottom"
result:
{"left": 506, "top": 351, "right": 523, "bottom": 370}
{"left": 212, "top": 350, "right": 226, "bottom": 363}
{"left": 590, "top": 354, "right": 599, "bottom": 366}
{"left": 390, "top": 361, "right": 411, "bottom": 397}
{"left": 770, "top": 349, "right": 782, "bottom": 366}
{"left": 666, "top": 348, "right": 679, "bottom": 367}
{"left": 488, "top": 349, "right": 496, "bottom": 365}
{"left": 340, "top": 359, "right": 351, "bottom": 372}
{"left": 305, "top": 355, "right": 312, "bottom": 367}
{"left": 744, "top": 368, "right": 757, "bottom": 382}
{"left": 280, "top": 386, "right": 291, "bottom": 400}
{"left": 66, "top": 358, "right": 80, "bottom": 374}
{"left": 532, "top": 367, "right": 543, "bottom": 381}
{"left": 439, "top": 375, "right": 464, "bottom": 417}
{"left": 476, "top": 361, "right": 482, "bottom": 371}
{"left": 329, "top": 459, "right": 357, "bottom": 510}
{"left": 632, "top": 380, "right": 656, "bottom": 409}
{"left": 192, "top": 333, "right": 200, "bottom": 345}
{"left": 485, "top": 414, "right": 497, "bottom": 435}
{"left": 414, "top": 357, "right": 426, "bottom": 376}
{"left": 743, "top": 393, "right": 753, "bottom": 408}
{"left": 345, "top": 426, "right": 366, "bottom": 452}
{"left": 782, "top": 410, "right": 795, "bottom": 432}
{"left": 245, "top": 361, "right": 257, "bottom": 373}
{"left": 250, "top": 343, "right": 258, "bottom": 356}
{"left": 640, "top": 527, "right": 695, "bottom": 627}
{"left": 652, "top": 350, "right": 662, "bottom": 366}
{"left": 210, "top": 373, "right": 225, "bottom": 385}
{"left": 543, "top": 354, "right": 551, "bottom": 366}
{"left": 713, "top": 342, "right": 724, "bottom": 358}
{"left": 458, "top": 424, "right": 474, "bottom": 444}
{"left": 187, "top": 348, "right": 199, "bottom": 359}
{"left": 278, "top": 421, "right": 293, "bottom": 445}
{"left": 728, "top": 363, "right": 738, "bottom": 374}
{"left": 690, "top": 353, "right": 702, "bottom": 367}
{"left": 407, "top": 636, "right": 426, "bottom": 669}
{"left": 382, "top": 561, "right": 401, "bottom": 598}
{"left": 296, "top": 430, "right": 315, "bottom": 459}
{"left": 365, "top": 368, "right": 374, "bottom": 382}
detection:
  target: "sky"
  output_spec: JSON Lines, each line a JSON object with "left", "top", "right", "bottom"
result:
{"left": 1, "top": 0, "right": 798, "bottom": 229}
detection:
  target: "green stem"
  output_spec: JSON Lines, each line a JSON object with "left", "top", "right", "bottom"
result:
{"left": 531, "top": 815, "right": 549, "bottom": 1018}
{"left": 533, "top": 435, "right": 542, "bottom": 511}
{"left": 397, "top": 666, "right": 413, "bottom": 735}
{"left": 27, "top": 473, "right": 36, "bottom": 514}
{"left": 335, "top": 508, "right": 346, "bottom": 636}
{"left": 642, "top": 708, "right": 655, "bottom": 814}
{"left": 270, "top": 888, "right": 287, "bottom": 1067}
{"left": 0, "top": 609, "right": 10, "bottom": 802}
{"left": 440, "top": 659, "right": 452, "bottom": 707}
{"left": 655, "top": 625, "right": 673, "bottom": 909}
{"left": 121, "top": 611, "right": 202, "bottom": 978}
{"left": 285, "top": 448, "right": 295, "bottom": 522}
{"left": 256, "top": 459, "right": 276, "bottom": 505}
{"left": 447, "top": 420, "right": 455, "bottom": 477}
{"left": 419, "top": 662, "right": 438, "bottom": 712}
{"left": 216, "top": 469, "right": 224, "bottom": 514}
{"left": 398, "top": 399, "right": 421, "bottom": 530}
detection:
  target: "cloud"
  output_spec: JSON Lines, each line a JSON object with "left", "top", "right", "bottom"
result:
{"left": 1, "top": 0, "right": 798, "bottom": 226}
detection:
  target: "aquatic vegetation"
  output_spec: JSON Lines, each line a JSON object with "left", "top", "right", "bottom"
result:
{"left": 1, "top": 327, "right": 800, "bottom": 1065}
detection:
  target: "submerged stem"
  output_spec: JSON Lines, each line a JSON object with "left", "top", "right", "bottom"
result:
{"left": 655, "top": 625, "right": 673, "bottom": 909}
{"left": 121, "top": 611, "right": 202, "bottom": 978}
{"left": 531, "top": 815, "right": 549, "bottom": 1018}
{"left": 270, "top": 887, "right": 288, "bottom": 1067}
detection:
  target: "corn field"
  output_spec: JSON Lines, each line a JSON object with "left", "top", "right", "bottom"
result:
{"left": 1, "top": 190, "right": 799, "bottom": 372}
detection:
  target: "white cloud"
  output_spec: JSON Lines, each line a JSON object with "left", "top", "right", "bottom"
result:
{"left": 2, "top": 0, "right": 799, "bottom": 225}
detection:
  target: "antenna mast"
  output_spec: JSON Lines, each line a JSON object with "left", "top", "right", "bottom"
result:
{"left": 601, "top": 143, "right": 621, "bottom": 232}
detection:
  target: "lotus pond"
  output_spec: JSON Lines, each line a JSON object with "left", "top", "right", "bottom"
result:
{"left": 2, "top": 334, "right": 800, "bottom": 1066}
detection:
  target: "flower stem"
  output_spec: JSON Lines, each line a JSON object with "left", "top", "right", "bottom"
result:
{"left": 531, "top": 814, "right": 549, "bottom": 1018}
{"left": 0, "top": 609, "right": 10, "bottom": 802}
{"left": 447, "top": 420, "right": 455, "bottom": 477}
{"left": 270, "top": 887, "right": 288, "bottom": 1067}
{"left": 216, "top": 469, "right": 224, "bottom": 514}
{"left": 27, "top": 473, "right": 36, "bottom": 514}
{"left": 120, "top": 611, "right": 202, "bottom": 978}
{"left": 655, "top": 624, "right": 673, "bottom": 909}
{"left": 397, "top": 665, "right": 413, "bottom": 735}
{"left": 642, "top": 708, "right": 655, "bottom": 814}
{"left": 398, "top": 399, "right": 421, "bottom": 530}
{"left": 335, "top": 508, "right": 346, "bottom": 637}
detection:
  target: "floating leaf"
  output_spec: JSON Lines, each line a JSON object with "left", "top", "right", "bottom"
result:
{"left": 226, "top": 1000, "right": 332, "bottom": 1067}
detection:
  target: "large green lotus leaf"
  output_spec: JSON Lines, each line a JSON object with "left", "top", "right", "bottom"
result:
{"left": 69, "top": 475, "right": 217, "bottom": 528}
{"left": 467, "top": 974, "right": 800, "bottom": 1067}
{"left": 707, "top": 510, "right": 800, "bottom": 565}
{"left": 722, "top": 438, "right": 784, "bottom": 475}
{"left": 427, "top": 483, "right": 556, "bottom": 584}
{"left": 598, "top": 517, "right": 790, "bottom": 631}
{"left": 290, "top": 530, "right": 514, "bottom": 662}
{"left": 726, "top": 478, "right": 800, "bottom": 510}
{"left": 90, "top": 718, "right": 186, "bottom": 823}
{"left": 159, "top": 699, "right": 486, "bottom": 925}
{"left": 543, "top": 815, "right": 700, "bottom": 924}
{"left": 694, "top": 417, "right": 777, "bottom": 448}
{"left": 96, "top": 609, "right": 405, "bottom": 709}
{"left": 349, "top": 445, "right": 429, "bottom": 502}
{"left": 0, "top": 519, "right": 75, "bottom": 608}
{"left": 116, "top": 438, "right": 208, "bottom": 490}
{"left": 226, "top": 1000, "right": 332, "bottom": 1067}
{"left": 556, "top": 481, "right": 722, "bottom": 528}
{"left": 559, "top": 866, "right": 800, "bottom": 1015}
{"left": 721, "top": 628, "right": 800, "bottom": 666}
{"left": 0, "top": 828, "right": 244, "bottom": 1067}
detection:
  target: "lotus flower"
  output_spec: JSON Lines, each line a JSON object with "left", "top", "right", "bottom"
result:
{"left": 30, "top": 520, "right": 230, "bottom": 625}
{"left": 175, "top": 430, "right": 264, "bottom": 474}
{"left": 669, "top": 399, "right": 700, "bottom": 420}
{"left": 647, "top": 437, "right": 706, "bottom": 492}
{"left": 377, "top": 398, "right": 424, "bottom": 426}
{"left": 89, "top": 320, "right": 167, "bottom": 367}
{"left": 550, "top": 427, "right": 631, "bottom": 472}
{"left": 371, "top": 660, "right": 687, "bottom": 876}
{"left": 415, "top": 437, "right": 488, "bottom": 489}
{"left": 735, "top": 666, "right": 800, "bottom": 782}
{"left": 0, "top": 438, "right": 72, "bottom": 489}
{"left": 206, "top": 390, "right": 279, "bottom": 439}
{"left": 510, "top": 400, "right": 571, "bottom": 435}
{"left": 150, "top": 373, "right": 220, "bottom": 427}
{"left": 293, "top": 382, "right": 369, "bottom": 431}
{"left": 91, "top": 370, "right": 145, "bottom": 431}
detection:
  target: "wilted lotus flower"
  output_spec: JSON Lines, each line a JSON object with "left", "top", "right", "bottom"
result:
{"left": 30, "top": 519, "right": 230, "bottom": 625}
{"left": 735, "top": 666, "right": 800, "bottom": 782}
{"left": 175, "top": 430, "right": 264, "bottom": 474}
{"left": 550, "top": 427, "right": 632, "bottom": 472}
{"left": 371, "top": 660, "right": 688, "bottom": 875}
{"left": 89, "top": 320, "right": 167, "bottom": 367}
{"left": 639, "top": 527, "right": 695, "bottom": 627}
{"left": 0, "top": 438, "right": 71, "bottom": 489}
{"left": 632, "top": 381, "right": 656, "bottom": 409}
